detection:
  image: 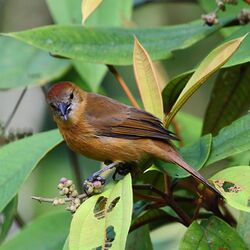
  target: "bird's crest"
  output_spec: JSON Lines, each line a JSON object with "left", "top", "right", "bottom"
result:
{"left": 47, "top": 82, "right": 73, "bottom": 100}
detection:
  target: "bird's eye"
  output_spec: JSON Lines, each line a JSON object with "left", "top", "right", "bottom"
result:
{"left": 50, "top": 103, "right": 57, "bottom": 109}
{"left": 70, "top": 92, "right": 74, "bottom": 100}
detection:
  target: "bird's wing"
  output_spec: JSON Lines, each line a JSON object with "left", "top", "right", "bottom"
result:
{"left": 85, "top": 93, "right": 178, "bottom": 142}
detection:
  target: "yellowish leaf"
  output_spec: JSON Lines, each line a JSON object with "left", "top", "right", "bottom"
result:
{"left": 133, "top": 36, "right": 164, "bottom": 120}
{"left": 164, "top": 34, "right": 248, "bottom": 127}
{"left": 81, "top": 0, "right": 103, "bottom": 25}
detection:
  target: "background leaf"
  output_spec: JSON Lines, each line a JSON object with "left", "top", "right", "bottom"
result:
{"left": 162, "top": 72, "right": 192, "bottom": 114}
{"left": 81, "top": 0, "right": 103, "bottom": 24}
{"left": 206, "top": 113, "right": 250, "bottom": 165}
{"left": 203, "top": 63, "right": 250, "bottom": 135}
{"left": 69, "top": 174, "right": 132, "bottom": 250}
{"left": 3, "top": 20, "right": 224, "bottom": 65}
{"left": 0, "top": 129, "right": 62, "bottom": 212}
{"left": 211, "top": 166, "right": 250, "bottom": 212}
{"left": 0, "top": 211, "right": 71, "bottom": 250}
{"left": 0, "top": 196, "right": 17, "bottom": 244}
{"left": 223, "top": 24, "right": 250, "bottom": 68}
{"left": 125, "top": 225, "right": 153, "bottom": 250}
{"left": 179, "top": 216, "right": 247, "bottom": 250}
{"left": 174, "top": 112, "right": 202, "bottom": 145}
{"left": 164, "top": 35, "right": 246, "bottom": 127}
{"left": 46, "top": 0, "right": 133, "bottom": 92}
{"left": 0, "top": 37, "right": 70, "bottom": 89}
{"left": 133, "top": 37, "right": 163, "bottom": 120}
{"left": 237, "top": 211, "right": 250, "bottom": 248}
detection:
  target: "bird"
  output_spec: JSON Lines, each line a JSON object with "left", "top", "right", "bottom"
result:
{"left": 47, "top": 81, "right": 220, "bottom": 196}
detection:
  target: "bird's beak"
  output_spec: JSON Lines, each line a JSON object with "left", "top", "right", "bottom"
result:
{"left": 58, "top": 102, "right": 69, "bottom": 121}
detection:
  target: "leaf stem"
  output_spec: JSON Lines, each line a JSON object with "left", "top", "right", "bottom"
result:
{"left": 107, "top": 65, "right": 140, "bottom": 109}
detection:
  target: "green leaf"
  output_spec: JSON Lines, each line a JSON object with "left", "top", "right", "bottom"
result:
{"left": 0, "top": 37, "right": 70, "bottom": 89}
{"left": 206, "top": 113, "right": 250, "bottom": 165}
{"left": 156, "top": 134, "right": 212, "bottom": 178}
{"left": 46, "top": 0, "right": 133, "bottom": 92}
{"left": 237, "top": 211, "right": 250, "bottom": 248}
{"left": 179, "top": 216, "right": 247, "bottom": 250}
{"left": 0, "top": 196, "right": 17, "bottom": 244}
{"left": 162, "top": 29, "right": 250, "bottom": 114}
{"left": 126, "top": 225, "right": 153, "bottom": 250}
{"left": 3, "top": 20, "right": 224, "bottom": 65}
{"left": 69, "top": 174, "right": 133, "bottom": 250}
{"left": 224, "top": 24, "right": 250, "bottom": 68}
{"left": 0, "top": 211, "right": 71, "bottom": 250}
{"left": 211, "top": 166, "right": 250, "bottom": 212}
{"left": 0, "top": 129, "right": 63, "bottom": 212}
{"left": 131, "top": 208, "right": 177, "bottom": 233}
{"left": 174, "top": 112, "right": 202, "bottom": 145}
{"left": 162, "top": 72, "right": 192, "bottom": 114}
{"left": 164, "top": 35, "right": 246, "bottom": 127}
{"left": 62, "top": 237, "right": 69, "bottom": 250}
{"left": 203, "top": 63, "right": 250, "bottom": 135}
{"left": 46, "top": 0, "right": 82, "bottom": 24}
{"left": 133, "top": 37, "right": 163, "bottom": 120}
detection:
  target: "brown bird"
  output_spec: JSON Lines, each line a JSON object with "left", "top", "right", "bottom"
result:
{"left": 47, "top": 81, "right": 220, "bottom": 195}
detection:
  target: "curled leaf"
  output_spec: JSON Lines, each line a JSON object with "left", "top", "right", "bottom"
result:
{"left": 133, "top": 36, "right": 163, "bottom": 120}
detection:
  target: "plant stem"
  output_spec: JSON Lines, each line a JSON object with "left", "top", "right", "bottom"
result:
{"left": 67, "top": 149, "right": 83, "bottom": 192}
{"left": 107, "top": 65, "right": 140, "bottom": 109}
{"left": 3, "top": 87, "right": 27, "bottom": 132}
{"left": 133, "top": 184, "right": 192, "bottom": 226}
{"left": 15, "top": 213, "right": 25, "bottom": 228}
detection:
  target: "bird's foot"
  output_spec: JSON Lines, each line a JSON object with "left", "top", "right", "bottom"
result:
{"left": 112, "top": 162, "right": 134, "bottom": 181}
{"left": 83, "top": 162, "right": 120, "bottom": 195}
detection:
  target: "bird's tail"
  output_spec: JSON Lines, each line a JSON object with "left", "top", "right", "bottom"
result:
{"left": 170, "top": 153, "right": 221, "bottom": 196}
{"left": 152, "top": 141, "right": 221, "bottom": 196}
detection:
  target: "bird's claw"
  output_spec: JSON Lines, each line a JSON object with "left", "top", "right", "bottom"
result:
{"left": 112, "top": 163, "right": 133, "bottom": 181}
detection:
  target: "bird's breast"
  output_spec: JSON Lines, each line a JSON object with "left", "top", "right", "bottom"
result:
{"left": 58, "top": 124, "right": 149, "bottom": 163}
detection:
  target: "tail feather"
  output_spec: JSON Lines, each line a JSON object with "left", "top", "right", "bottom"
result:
{"left": 153, "top": 141, "right": 222, "bottom": 196}
{"left": 171, "top": 155, "right": 221, "bottom": 196}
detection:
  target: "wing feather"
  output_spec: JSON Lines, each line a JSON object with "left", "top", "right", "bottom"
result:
{"left": 85, "top": 93, "right": 178, "bottom": 141}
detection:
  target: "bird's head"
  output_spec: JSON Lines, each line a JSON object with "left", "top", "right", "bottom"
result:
{"left": 47, "top": 82, "right": 84, "bottom": 123}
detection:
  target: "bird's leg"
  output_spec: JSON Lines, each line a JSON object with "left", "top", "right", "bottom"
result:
{"left": 83, "top": 162, "right": 121, "bottom": 195}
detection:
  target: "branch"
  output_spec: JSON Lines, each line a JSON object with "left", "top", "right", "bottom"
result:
{"left": 107, "top": 65, "right": 140, "bottom": 109}
{"left": 3, "top": 87, "right": 27, "bottom": 132}
{"left": 133, "top": 184, "right": 192, "bottom": 226}
{"left": 32, "top": 193, "right": 88, "bottom": 203}
{"left": 67, "top": 149, "right": 83, "bottom": 192}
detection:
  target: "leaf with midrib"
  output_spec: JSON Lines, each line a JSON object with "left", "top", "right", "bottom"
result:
{"left": 133, "top": 37, "right": 163, "bottom": 120}
{"left": 179, "top": 216, "right": 247, "bottom": 250}
{"left": 0, "top": 129, "right": 63, "bottom": 212}
{"left": 164, "top": 35, "right": 247, "bottom": 127}
{"left": 203, "top": 63, "right": 250, "bottom": 135}
{"left": 0, "top": 37, "right": 70, "bottom": 89}
{"left": 211, "top": 166, "right": 250, "bottom": 212}
{"left": 162, "top": 26, "right": 250, "bottom": 116}
{"left": 2, "top": 20, "right": 224, "bottom": 65}
{"left": 206, "top": 113, "right": 250, "bottom": 165}
{"left": 69, "top": 174, "right": 132, "bottom": 250}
